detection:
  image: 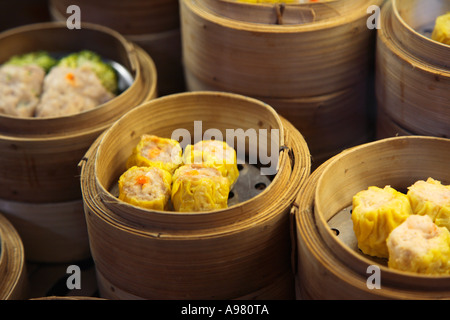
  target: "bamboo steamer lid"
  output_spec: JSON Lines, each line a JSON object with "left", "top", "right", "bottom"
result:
{"left": 181, "top": 0, "right": 384, "bottom": 99}
{"left": 0, "top": 213, "right": 28, "bottom": 300}
{"left": 0, "top": 21, "right": 157, "bottom": 203}
{"left": 293, "top": 136, "right": 450, "bottom": 299}
{"left": 376, "top": 0, "right": 450, "bottom": 138}
{"left": 80, "top": 91, "right": 311, "bottom": 299}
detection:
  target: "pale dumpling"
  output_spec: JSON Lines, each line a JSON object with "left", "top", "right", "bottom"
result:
{"left": 407, "top": 178, "right": 450, "bottom": 231}
{"left": 387, "top": 215, "right": 450, "bottom": 275}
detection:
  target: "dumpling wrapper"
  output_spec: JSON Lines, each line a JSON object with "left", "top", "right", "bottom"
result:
{"left": 171, "top": 164, "right": 230, "bottom": 212}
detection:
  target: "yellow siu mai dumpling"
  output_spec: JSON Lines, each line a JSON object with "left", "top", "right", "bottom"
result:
{"left": 126, "top": 134, "right": 183, "bottom": 175}
{"left": 118, "top": 166, "right": 172, "bottom": 210}
{"left": 407, "top": 178, "right": 450, "bottom": 231}
{"left": 171, "top": 164, "right": 230, "bottom": 212}
{"left": 183, "top": 140, "right": 239, "bottom": 187}
{"left": 431, "top": 12, "right": 450, "bottom": 45}
{"left": 352, "top": 186, "right": 413, "bottom": 258}
{"left": 387, "top": 215, "right": 450, "bottom": 275}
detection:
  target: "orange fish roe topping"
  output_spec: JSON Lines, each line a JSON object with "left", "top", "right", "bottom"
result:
{"left": 136, "top": 175, "right": 150, "bottom": 185}
{"left": 65, "top": 72, "right": 76, "bottom": 85}
{"left": 148, "top": 147, "right": 162, "bottom": 159}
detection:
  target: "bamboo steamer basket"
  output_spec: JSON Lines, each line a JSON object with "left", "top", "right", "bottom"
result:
{"left": 181, "top": 0, "right": 382, "bottom": 166}
{"left": 0, "top": 213, "right": 28, "bottom": 300}
{"left": 376, "top": 0, "right": 450, "bottom": 138}
{"left": 0, "top": 22, "right": 157, "bottom": 263}
{"left": 293, "top": 136, "right": 450, "bottom": 299}
{"left": 79, "top": 91, "right": 311, "bottom": 299}
{"left": 0, "top": 21, "right": 157, "bottom": 202}
{"left": 181, "top": 0, "right": 383, "bottom": 98}
{"left": 0, "top": 199, "right": 89, "bottom": 263}
{"left": 49, "top": 0, "right": 184, "bottom": 96}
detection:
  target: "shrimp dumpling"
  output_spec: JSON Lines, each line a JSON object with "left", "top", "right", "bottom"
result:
{"left": 407, "top": 178, "right": 450, "bottom": 231}
{"left": 387, "top": 215, "right": 450, "bottom": 275}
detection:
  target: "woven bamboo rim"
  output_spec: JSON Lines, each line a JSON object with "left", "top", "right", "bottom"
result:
{"left": 375, "top": 0, "right": 450, "bottom": 138}
{"left": 0, "top": 213, "right": 28, "bottom": 300}
{"left": 181, "top": 0, "right": 383, "bottom": 99}
{"left": 0, "top": 22, "right": 157, "bottom": 203}
{"left": 80, "top": 91, "right": 311, "bottom": 299}
{"left": 300, "top": 136, "right": 450, "bottom": 299}
{"left": 0, "top": 199, "right": 90, "bottom": 263}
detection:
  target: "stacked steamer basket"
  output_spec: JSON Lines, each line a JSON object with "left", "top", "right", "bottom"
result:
{"left": 49, "top": 0, "right": 184, "bottom": 96}
{"left": 292, "top": 136, "right": 450, "bottom": 299}
{"left": 79, "top": 91, "right": 311, "bottom": 299}
{"left": 376, "top": 0, "right": 450, "bottom": 139}
{"left": 0, "top": 22, "right": 157, "bottom": 263}
{"left": 180, "top": 0, "right": 384, "bottom": 168}
{"left": 0, "top": 213, "right": 28, "bottom": 300}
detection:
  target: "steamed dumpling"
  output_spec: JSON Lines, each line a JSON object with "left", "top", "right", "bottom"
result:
{"left": 171, "top": 164, "right": 230, "bottom": 212}
{"left": 352, "top": 185, "right": 412, "bottom": 258}
{"left": 407, "top": 178, "right": 450, "bottom": 231}
{"left": 183, "top": 140, "right": 239, "bottom": 187}
{"left": 387, "top": 214, "right": 450, "bottom": 275}
{"left": 127, "top": 134, "right": 183, "bottom": 175}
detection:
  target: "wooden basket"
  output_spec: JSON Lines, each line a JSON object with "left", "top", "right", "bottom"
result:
{"left": 181, "top": 0, "right": 383, "bottom": 99}
{"left": 0, "top": 22, "right": 157, "bottom": 263}
{"left": 49, "top": 0, "right": 184, "bottom": 96}
{"left": 181, "top": 0, "right": 382, "bottom": 166}
{"left": 0, "top": 213, "right": 28, "bottom": 300}
{"left": 375, "top": 0, "right": 450, "bottom": 138}
{"left": 79, "top": 91, "right": 311, "bottom": 299}
{"left": 293, "top": 136, "right": 450, "bottom": 299}
{"left": 0, "top": 21, "right": 157, "bottom": 202}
